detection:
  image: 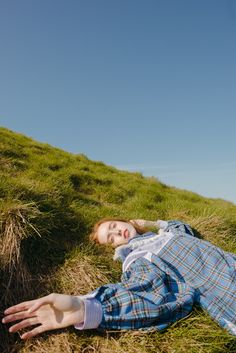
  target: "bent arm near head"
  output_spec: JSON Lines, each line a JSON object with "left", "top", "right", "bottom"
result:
{"left": 130, "top": 219, "right": 168, "bottom": 230}
{"left": 130, "top": 219, "right": 158, "bottom": 228}
{"left": 131, "top": 219, "right": 195, "bottom": 237}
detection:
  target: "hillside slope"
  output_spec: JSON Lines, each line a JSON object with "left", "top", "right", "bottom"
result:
{"left": 0, "top": 126, "right": 236, "bottom": 353}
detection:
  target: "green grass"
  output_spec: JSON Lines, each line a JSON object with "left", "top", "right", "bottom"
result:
{"left": 0, "top": 126, "right": 236, "bottom": 353}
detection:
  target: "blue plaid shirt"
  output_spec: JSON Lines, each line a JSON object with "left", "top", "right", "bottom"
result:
{"left": 93, "top": 221, "right": 236, "bottom": 335}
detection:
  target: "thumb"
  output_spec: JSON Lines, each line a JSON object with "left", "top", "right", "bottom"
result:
{"left": 28, "top": 294, "right": 55, "bottom": 314}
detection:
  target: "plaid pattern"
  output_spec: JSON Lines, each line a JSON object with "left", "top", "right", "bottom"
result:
{"left": 95, "top": 221, "right": 236, "bottom": 335}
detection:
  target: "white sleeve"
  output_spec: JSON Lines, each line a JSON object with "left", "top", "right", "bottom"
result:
{"left": 74, "top": 296, "right": 103, "bottom": 330}
{"left": 156, "top": 220, "right": 168, "bottom": 229}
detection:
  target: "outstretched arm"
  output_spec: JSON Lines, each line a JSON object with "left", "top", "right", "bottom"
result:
{"left": 94, "top": 257, "right": 195, "bottom": 331}
{"left": 3, "top": 256, "right": 195, "bottom": 336}
{"left": 2, "top": 293, "right": 84, "bottom": 340}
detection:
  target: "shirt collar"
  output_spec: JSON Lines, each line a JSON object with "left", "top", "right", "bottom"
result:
{"left": 113, "top": 231, "right": 157, "bottom": 262}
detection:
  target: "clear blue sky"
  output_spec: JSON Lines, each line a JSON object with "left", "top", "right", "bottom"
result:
{"left": 1, "top": 0, "right": 236, "bottom": 204}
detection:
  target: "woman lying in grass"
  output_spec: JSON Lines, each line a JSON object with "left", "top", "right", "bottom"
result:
{"left": 2, "top": 219, "right": 236, "bottom": 339}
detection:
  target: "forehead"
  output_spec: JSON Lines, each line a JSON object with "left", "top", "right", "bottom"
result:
{"left": 97, "top": 221, "right": 110, "bottom": 243}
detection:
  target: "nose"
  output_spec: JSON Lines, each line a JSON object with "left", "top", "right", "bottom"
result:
{"left": 113, "top": 229, "right": 122, "bottom": 236}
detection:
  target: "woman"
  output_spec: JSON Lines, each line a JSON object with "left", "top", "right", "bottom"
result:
{"left": 2, "top": 219, "right": 236, "bottom": 339}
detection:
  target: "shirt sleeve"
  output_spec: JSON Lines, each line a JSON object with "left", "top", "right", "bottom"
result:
{"left": 93, "top": 257, "right": 195, "bottom": 331}
{"left": 156, "top": 220, "right": 168, "bottom": 229}
{"left": 74, "top": 297, "right": 103, "bottom": 330}
{"left": 164, "top": 220, "right": 195, "bottom": 237}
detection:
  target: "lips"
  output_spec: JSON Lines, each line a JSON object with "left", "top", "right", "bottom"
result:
{"left": 124, "top": 229, "right": 129, "bottom": 239}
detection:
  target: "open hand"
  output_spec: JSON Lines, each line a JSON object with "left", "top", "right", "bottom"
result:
{"left": 2, "top": 293, "right": 84, "bottom": 340}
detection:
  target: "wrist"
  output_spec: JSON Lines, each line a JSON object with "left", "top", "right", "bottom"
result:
{"left": 72, "top": 296, "right": 85, "bottom": 324}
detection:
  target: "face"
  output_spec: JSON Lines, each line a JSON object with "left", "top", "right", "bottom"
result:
{"left": 97, "top": 221, "right": 137, "bottom": 247}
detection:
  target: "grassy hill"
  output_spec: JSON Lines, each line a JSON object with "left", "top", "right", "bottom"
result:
{"left": 0, "top": 126, "right": 236, "bottom": 353}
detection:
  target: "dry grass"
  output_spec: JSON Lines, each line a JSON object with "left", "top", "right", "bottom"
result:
{"left": 0, "top": 202, "right": 41, "bottom": 304}
{"left": 190, "top": 213, "right": 236, "bottom": 252}
{"left": 0, "top": 203, "right": 41, "bottom": 264}
{"left": 0, "top": 202, "right": 42, "bottom": 353}
{"left": 55, "top": 254, "right": 111, "bottom": 295}
{"left": 16, "top": 332, "right": 84, "bottom": 353}
{"left": 16, "top": 317, "right": 236, "bottom": 353}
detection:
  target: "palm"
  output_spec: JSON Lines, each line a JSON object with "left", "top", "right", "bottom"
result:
{"left": 34, "top": 303, "right": 79, "bottom": 329}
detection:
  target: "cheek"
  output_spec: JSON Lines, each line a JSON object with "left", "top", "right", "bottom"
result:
{"left": 115, "top": 238, "right": 125, "bottom": 246}
{"left": 129, "top": 226, "right": 136, "bottom": 236}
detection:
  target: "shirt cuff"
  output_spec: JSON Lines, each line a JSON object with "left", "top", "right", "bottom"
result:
{"left": 156, "top": 220, "right": 168, "bottom": 229}
{"left": 74, "top": 298, "right": 103, "bottom": 330}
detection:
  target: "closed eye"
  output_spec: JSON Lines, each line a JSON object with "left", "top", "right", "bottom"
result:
{"left": 107, "top": 234, "right": 114, "bottom": 244}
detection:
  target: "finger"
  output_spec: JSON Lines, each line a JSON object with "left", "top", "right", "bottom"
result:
{"left": 9, "top": 317, "right": 39, "bottom": 333}
{"left": 20, "top": 325, "right": 47, "bottom": 340}
{"left": 4, "top": 300, "right": 37, "bottom": 315}
{"left": 27, "top": 294, "right": 55, "bottom": 314}
{"left": 2, "top": 310, "right": 36, "bottom": 324}
{"left": 4, "top": 294, "right": 53, "bottom": 315}
{"left": 27, "top": 300, "right": 46, "bottom": 314}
